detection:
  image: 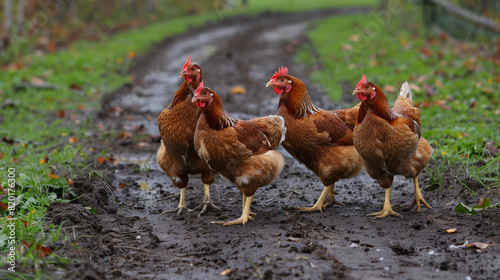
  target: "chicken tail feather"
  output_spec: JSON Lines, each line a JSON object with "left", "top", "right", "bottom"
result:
{"left": 399, "top": 81, "right": 412, "bottom": 100}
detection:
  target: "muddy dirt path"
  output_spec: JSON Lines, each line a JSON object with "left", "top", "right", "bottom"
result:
{"left": 48, "top": 7, "right": 500, "bottom": 280}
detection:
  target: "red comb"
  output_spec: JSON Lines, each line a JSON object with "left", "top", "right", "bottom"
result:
{"left": 271, "top": 66, "right": 288, "bottom": 80}
{"left": 194, "top": 81, "right": 204, "bottom": 96}
{"left": 356, "top": 75, "right": 366, "bottom": 88}
{"left": 182, "top": 56, "right": 191, "bottom": 72}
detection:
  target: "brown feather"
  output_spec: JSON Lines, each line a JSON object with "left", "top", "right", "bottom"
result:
{"left": 276, "top": 74, "right": 363, "bottom": 186}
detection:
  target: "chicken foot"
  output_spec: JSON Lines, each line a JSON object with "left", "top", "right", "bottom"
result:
{"left": 295, "top": 184, "right": 333, "bottom": 212}
{"left": 161, "top": 188, "right": 191, "bottom": 215}
{"left": 367, "top": 187, "right": 402, "bottom": 218}
{"left": 210, "top": 194, "right": 255, "bottom": 226}
{"left": 191, "top": 184, "right": 221, "bottom": 217}
{"left": 408, "top": 177, "right": 432, "bottom": 212}
{"left": 223, "top": 195, "right": 254, "bottom": 226}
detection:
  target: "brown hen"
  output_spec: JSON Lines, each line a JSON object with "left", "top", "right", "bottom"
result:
{"left": 192, "top": 82, "right": 285, "bottom": 225}
{"left": 266, "top": 67, "right": 363, "bottom": 212}
{"left": 352, "top": 75, "right": 433, "bottom": 218}
{"left": 157, "top": 56, "right": 218, "bottom": 216}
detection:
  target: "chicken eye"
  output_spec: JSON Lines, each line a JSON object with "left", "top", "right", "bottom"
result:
{"left": 280, "top": 79, "right": 284, "bottom": 82}
{"left": 191, "top": 67, "right": 195, "bottom": 71}
{"left": 365, "top": 85, "right": 369, "bottom": 89}
{"left": 203, "top": 92, "right": 207, "bottom": 96}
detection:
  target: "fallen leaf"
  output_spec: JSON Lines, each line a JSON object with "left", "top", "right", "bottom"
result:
{"left": 21, "top": 241, "right": 53, "bottom": 257}
{"left": 57, "top": 110, "right": 66, "bottom": 118}
{"left": 69, "top": 84, "right": 83, "bottom": 90}
{"left": 22, "top": 220, "right": 27, "bottom": 227}
{"left": 0, "top": 202, "right": 7, "bottom": 211}
{"left": 118, "top": 132, "right": 132, "bottom": 139}
{"left": 409, "top": 84, "right": 421, "bottom": 92}
{"left": 446, "top": 228, "right": 457, "bottom": 233}
{"left": 382, "top": 84, "right": 396, "bottom": 92}
{"left": 48, "top": 173, "right": 58, "bottom": 179}
{"left": 0, "top": 153, "right": 4, "bottom": 160}
{"left": 466, "top": 242, "right": 492, "bottom": 250}
{"left": 417, "top": 75, "right": 427, "bottom": 83}
{"left": 119, "top": 183, "right": 125, "bottom": 189}
{"left": 229, "top": 85, "right": 246, "bottom": 95}
{"left": 30, "top": 76, "right": 46, "bottom": 85}
{"left": 220, "top": 268, "right": 232, "bottom": 276}
{"left": 96, "top": 157, "right": 106, "bottom": 165}
{"left": 68, "top": 137, "right": 78, "bottom": 144}
{"left": 136, "top": 142, "right": 150, "bottom": 147}
{"left": 349, "top": 34, "right": 359, "bottom": 42}
{"left": 68, "top": 179, "right": 73, "bottom": 185}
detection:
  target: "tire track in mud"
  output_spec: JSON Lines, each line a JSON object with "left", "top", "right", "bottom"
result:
{"left": 49, "top": 6, "right": 500, "bottom": 280}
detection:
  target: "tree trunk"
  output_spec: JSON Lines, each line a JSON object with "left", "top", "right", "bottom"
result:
{"left": 16, "top": 0, "right": 25, "bottom": 34}
{"left": 4, "top": 0, "right": 13, "bottom": 33}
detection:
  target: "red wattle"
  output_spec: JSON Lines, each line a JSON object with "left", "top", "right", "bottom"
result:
{"left": 185, "top": 76, "right": 193, "bottom": 82}
{"left": 357, "top": 94, "right": 367, "bottom": 101}
{"left": 274, "top": 86, "right": 283, "bottom": 95}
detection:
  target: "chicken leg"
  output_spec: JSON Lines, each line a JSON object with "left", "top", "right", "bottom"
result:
{"left": 162, "top": 188, "right": 190, "bottom": 215}
{"left": 367, "top": 187, "right": 402, "bottom": 218}
{"left": 324, "top": 185, "right": 344, "bottom": 207}
{"left": 295, "top": 184, "right": 333, "bottom": 212}
{"left": 223, "top": 195, "right": 254, "bottom": 226}
{"left": 408, "top": 177, "right": 432, "bottom": 212}
{"left": 191, "top": 184, "right": 221, "bottom": 217}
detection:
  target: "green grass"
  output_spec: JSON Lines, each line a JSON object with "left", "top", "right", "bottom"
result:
{"left": 299, "top": 2, "right": 500, "bottom": 190}
{"left": 0, "top": 1, "right": 378, "bottom": 278}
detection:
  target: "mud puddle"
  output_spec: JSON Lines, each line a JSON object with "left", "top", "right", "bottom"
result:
{"left": 45, "top": 7, "right": 499, "bottom": 280}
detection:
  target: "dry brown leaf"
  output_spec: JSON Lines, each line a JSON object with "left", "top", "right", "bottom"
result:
{"left": 96, "top": 157, "right": 106, "bottom": 165}
{"left": 136, "top": 142, "right": 151, "bottom": 148}
{"left": 417, "top": 75, "right": 427, "bottom": 83}
{"left": 409, "top": 84, "right": 421, "bottom": 92}
{"left": 30, "top": 76, "right": 46, "bottom": 85}
{"left": 119, "top": 183, "right": 125, "bottom": 189}
{"left": 446, "top": 228, "right": 457, "bottom": 233}
{"left": 118, "top": 132, "right": 132, "bottom": 139}
{"left": 48, "top": 173, "right": 59, "bottom": 179}
{"left": 68, "top": 137, "right": 78, "bottom": 144}
{"left": 349, "top": 34, "right": 359, "bottom": 42}
{"left": 57, "top": 110, "right": 66, "bottom": 118}
{"left": 382, "top": 84, "right": 396, "bottom": 93}
{"left": 220, "top": 268, "right": 232, "bottom": 276}
{"left": 0, "top": 202, "right": 8, "bottom": 211}
{"left": 229, "top": 86, "right": 246, "bottom": 95}
{"left": 68, "top": 179, "right": 73, "bottom": 186}
{"left": 466, "top": 242, "right": 492, "bottom": 250}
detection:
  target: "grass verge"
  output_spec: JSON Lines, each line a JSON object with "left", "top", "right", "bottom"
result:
{"left": 298, "top": 1, "right": 500, "bottom": 192}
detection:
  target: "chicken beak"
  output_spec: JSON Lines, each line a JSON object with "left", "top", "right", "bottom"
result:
{"left": 352, "top": 88, "right": 360, "bottom": 95}
{"left": 179, "top": 71, "right": 186, "bottom": 78}
{"left": 265, "top": 80, "right": 274, "bottom": 88}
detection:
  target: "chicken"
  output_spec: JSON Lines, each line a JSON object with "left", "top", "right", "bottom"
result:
{"left": 265, "top": 66, "right": 363, "bottom": 212}
{"left": 352, "top": 75, "right": 433, "bottom": 218}
{"left": 191, "top": 82, "right": 285, "bottom": 225}
{"left": 157, "top": 56, "right": 219, "bottom": 216}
